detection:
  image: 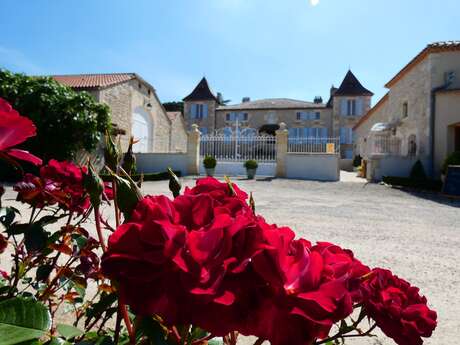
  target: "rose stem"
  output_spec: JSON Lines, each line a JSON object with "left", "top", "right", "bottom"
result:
{"left": 94, "top": 205, "right": 106, "bottom": 252}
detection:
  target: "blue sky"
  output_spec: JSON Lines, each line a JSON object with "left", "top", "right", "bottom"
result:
{"left": 1, "top": 0, "right": 459, "bottom": 104}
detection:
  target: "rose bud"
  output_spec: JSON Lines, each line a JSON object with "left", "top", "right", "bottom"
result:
{"left": 104, "top": 131, "right": 121, "bottom": 171}
{"left": 168, "top": 167, "right": 181, "bottom": 198}
{"left": 122, "top": 136, "right": 137, "bottom": 176}
{"left": 111, "top": 167, "right": 143, "bottom": 220}
{"left": 83, "top": 161, "right": 104, "bottom": 208}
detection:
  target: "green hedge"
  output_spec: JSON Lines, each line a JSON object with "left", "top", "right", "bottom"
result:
{"left": 100, "top": 170, "right": 182, "bottom": 182}
{"left": 382, "top": 176, "right": 442, "bottom": 191}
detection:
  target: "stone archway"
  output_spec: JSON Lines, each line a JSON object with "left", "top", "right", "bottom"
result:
{"left": 132, "top": 107, "right": 153, "bottom": 152}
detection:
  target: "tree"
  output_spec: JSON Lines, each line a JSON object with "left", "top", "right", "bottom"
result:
{"left": 0, "top": 70, "right": 111, "bottom": 161}
{"left": 163, "top": 101, "right": 184, "bottom": 113}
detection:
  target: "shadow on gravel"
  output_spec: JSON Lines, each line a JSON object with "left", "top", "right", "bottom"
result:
{"left": 391, "top": 187, "right": 460, "bottom": 208}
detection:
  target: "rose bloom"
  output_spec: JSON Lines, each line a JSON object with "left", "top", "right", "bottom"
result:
{"left": 361, "top": 268, "right": 437, "bottom": 345}
{"left": 0, "top": 97, "right": 42, "bottom": 166}
{"left": 15, "top": 160, "right": 90, "bottom": 214}
{"left": 245, "top": 219, "right": 370, "bottom": 345}
{"left": 102, "top": 178, "right": 263, "bottom": 335}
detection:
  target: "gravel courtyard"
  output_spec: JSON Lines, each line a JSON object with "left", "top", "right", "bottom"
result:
{"left": 2, "top": 177, "right": 459, "bottom": 344}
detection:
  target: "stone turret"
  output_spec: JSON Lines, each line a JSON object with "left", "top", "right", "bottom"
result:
{"left": 331, "top": 70, "right": 374, "bottom": 159}
{"left": 183, "top": 77, "right": 219, "bottom": 134}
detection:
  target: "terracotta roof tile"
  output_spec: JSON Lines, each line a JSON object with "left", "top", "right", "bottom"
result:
{"left": 52, "top": 73, "right": 136, "bottom": 89}
{"left": 385, "top": 41, "right": 460, "bottom": 88}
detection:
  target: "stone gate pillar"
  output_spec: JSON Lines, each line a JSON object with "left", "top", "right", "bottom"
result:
{"left": 275, "top": 122, "right": 288, "bottom": 178}
{"left": 187, "top": 124, "right": 201, "bottom": 175}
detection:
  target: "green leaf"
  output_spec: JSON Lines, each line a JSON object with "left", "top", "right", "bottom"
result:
{"left": 56, "top": 324, "right": 84, "bottom": 339}
{"left": 0, "top": 207, "right": 19, "bottom": 228}
{"left": 0, "top": 297, "right": 51, "bottom": 345}
{"left": 84, "top": 293, "right": 117, "bottom": 327}
{"left": 24, "top": 223, "right": 49, "bottom": 252}
{"left": 135, "top": 316, "right": 169, "bottom": 345}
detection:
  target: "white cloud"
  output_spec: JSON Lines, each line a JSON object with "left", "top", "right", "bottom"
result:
{"left": 0, "top": 46, "right": 45, "bottom": 74}
{"left": 310, "top": 0, "right": 320, "bottom": 6}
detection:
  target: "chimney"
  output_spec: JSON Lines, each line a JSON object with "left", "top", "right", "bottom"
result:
{"left": 242, "top": 97, "right": 251, "bottom": 103}
{"left": 330, "top": 85, "right": 337, "bottom": 96}
{"left": 314, "top": 96, "right": 323, "bottom": 104}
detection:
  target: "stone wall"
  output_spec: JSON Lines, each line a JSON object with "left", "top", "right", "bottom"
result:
{"left": 214, "top": 107, "right": 333, "bottom": 135}
{"left": 386, "top": 57, "right": 432, "bottom": 158}
{"left": 98, "top": 79, "right": 175, "bottom": 152}
{"left": 434, "top": 90, "right": 460, "bottom": 178}
{"left": 354, "top": 97, "right": 389, "bottom": 158}
{"left": 183, "top": 100, "right": 218, "bottom": 133}
{"left": 170, "top": 116, "right": 188, "bottom": 152}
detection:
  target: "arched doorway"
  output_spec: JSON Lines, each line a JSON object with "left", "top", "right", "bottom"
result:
{"left": 132, "top": 107, "right": 153, "bottom": 153}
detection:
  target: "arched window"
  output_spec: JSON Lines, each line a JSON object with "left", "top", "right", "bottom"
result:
{"left": 132, "top": 107, "right": 153, "bottom": 153}
{"left": 408, "top": 134, "right": 417, "bottom": 157}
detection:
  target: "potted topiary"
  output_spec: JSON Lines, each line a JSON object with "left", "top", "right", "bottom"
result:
{"left": 244, "top": 160, "right": 258, "bottom": 179}
{"left": 203, "top": 155, "right": 217, "bottom": 177}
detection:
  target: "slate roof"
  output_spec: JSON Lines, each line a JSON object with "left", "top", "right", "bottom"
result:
{"left": 217, "top": 98, "right": 326, "bottom": 111}
{"left": 334, "top": 70, "right": 373, "bottom": 97}
{"left": 183, "top": 77, "right": 219, "bottom": 102}
{"left": 52, "top": 73, "right": 137, "bottom": 89}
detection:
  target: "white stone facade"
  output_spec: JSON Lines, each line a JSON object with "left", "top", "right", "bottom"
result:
{"left": 354, "top": 42, "right": 460, "bottom": 180}
{"left": 96, "top": 79, "right": 187, "bottom": 153}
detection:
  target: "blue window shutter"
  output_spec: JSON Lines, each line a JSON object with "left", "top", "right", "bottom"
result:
{"left": 321, "top": 128, "right": 328, "bottom": 138}
{"left": 190, "top": 104, "right": 196, "bottom": 118}
{"left": 340, "top": 99, "right": 346, "bottom": 116}
{"left": 356, "top": 99, "right": 363, "bottom": 116}
{"left": 340, "top": 128, "right": 345, "bottom": 143}
{"left": 226, "top": 113, "right": 230, "bottom": 121}
{"left": 288, "top": 128, "right": 295, "bottom": 137}
{"left": 203, "top": 104, "right": 208, "bottom": 118}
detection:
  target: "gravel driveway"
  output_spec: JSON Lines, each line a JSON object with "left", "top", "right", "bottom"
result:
{"left": 2, "top": 177, "right": 459, "bottom": 344}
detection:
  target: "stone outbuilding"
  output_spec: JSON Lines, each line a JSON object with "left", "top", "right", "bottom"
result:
{"left": 53, "top": 73, "right": 187, "bottom": 153}
{"left": 354, "top": 41, "right": 460, "bottom": 180}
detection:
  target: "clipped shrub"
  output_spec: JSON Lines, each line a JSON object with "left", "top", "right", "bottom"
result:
{"left": 244, "top": 160, "right": 258, "bottom": 170}
{"left": 353, "top": 155, "right": 362, "bottom": 167}
{"left": 410, "top": 160, "right": 427, "bottom": 180}
{"left": 442, "top": 151, "right": 460, "bottom": 175}
{"left": 203, "top": 155, "right": 217, "bottom": 169}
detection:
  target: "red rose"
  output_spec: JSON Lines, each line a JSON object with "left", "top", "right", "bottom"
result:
{"left": 0, "top": 98, "right": 42, "bottom": 166}
{"left": 15, "top": 160, "right": 90, "bottom": 214}
{"left": 102, "top": 179, "right": 263, "bottom": 335}
{"left": 361, "top": 268, "right": 437, "bottom": 345}
{"left": 249, "top": 219, "right": 355, "bottom": 345}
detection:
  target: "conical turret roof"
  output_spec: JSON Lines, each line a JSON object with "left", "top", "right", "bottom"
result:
{"left": 334, "top": 70, "right": 373, "bottom": 96}
{"left": 183, "top": 77, "right": 219, "bottom": 102}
